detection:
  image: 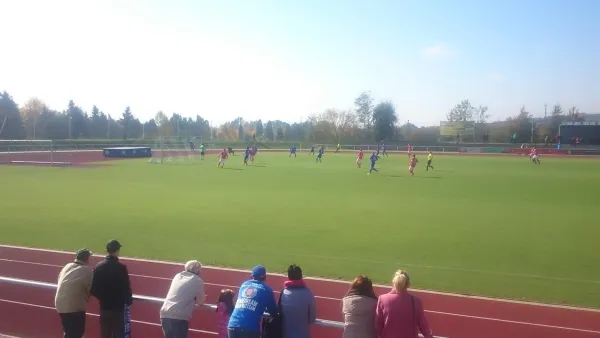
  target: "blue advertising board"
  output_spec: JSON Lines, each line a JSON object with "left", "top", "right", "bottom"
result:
{"left": 103, "top": 147, "right": 152, "bottom": 158}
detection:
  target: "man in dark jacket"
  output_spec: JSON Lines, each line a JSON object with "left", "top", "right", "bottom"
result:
{"left": 91, "top": 240, "right": 132, "bottom": 338}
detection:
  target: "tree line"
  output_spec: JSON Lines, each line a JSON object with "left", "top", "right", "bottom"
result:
{"left": 0, "top": 90, "right": 587, "bottom": 144}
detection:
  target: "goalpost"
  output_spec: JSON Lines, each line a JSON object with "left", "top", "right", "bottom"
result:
{"left": 0, "top": 140, "right": 71, "bottom": 166}
{"left": 148, "top": 136, "right": 197, "bottom": 164}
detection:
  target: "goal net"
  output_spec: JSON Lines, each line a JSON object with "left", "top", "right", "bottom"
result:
{"left": 148, "top": 137, "right": 197, "bottom": 164}
{"left": 0, "top": 140, "right": 71, "bottom": 166}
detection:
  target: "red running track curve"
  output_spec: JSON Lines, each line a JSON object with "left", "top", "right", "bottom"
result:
{"left": 0, "top": 245, "right": 599, "bottom": 338}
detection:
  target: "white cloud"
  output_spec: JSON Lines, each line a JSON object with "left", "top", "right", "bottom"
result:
{"left": 422, "top": 43, "right": 455, "bottom": 58}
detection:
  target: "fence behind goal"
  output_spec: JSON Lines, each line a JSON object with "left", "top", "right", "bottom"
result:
{"left": 148, "top": 137, "right": 198, "bottom": 163}
{"left": 0, "top": 140, "right": 72, "bottom": 166}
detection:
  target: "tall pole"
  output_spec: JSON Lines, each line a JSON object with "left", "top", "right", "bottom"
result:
{"left": 69, "top": 116, "right": 72, "bottom": 139}
{"left": 108, "top": 115, "right": 111, "bottom": 139}
{"left": 142, "top": 123, "right": 145, "bottom": 139}
{"left": 544, "top": 104, "right": 547, "bottom": 120}
{"left": 531, "top": 117, "right": 534, "bottom": 144}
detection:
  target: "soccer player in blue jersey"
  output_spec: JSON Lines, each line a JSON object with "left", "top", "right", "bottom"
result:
{"left": 381, "top": 142, "right": 388, "bottom": 157}
{"left": 243, "top": 146, "right": 251, "bottom": 166}
{"left": 289, "top": 144, "right": 297, "bottom": 158}
{"left": 316, "top": 146, "right": 324, "bottom": 163}
{"left": 367, "top": 152, "right": 380, "bottom": 175}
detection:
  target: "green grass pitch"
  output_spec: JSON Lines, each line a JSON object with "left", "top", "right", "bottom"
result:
{"left": 1, "top": 151, "right": 599, "bottom": 308}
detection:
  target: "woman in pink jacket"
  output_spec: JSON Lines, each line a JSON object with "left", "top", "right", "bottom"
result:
{"left": 375, "top": 270, "right": 433, "bottom": 338}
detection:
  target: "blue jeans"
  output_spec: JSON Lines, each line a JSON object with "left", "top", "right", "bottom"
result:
{"left": 161, "top": 318, "right": 189, "bottom": 338}
{"left": 228, "top": 328, "right": 261, "bottom": 338}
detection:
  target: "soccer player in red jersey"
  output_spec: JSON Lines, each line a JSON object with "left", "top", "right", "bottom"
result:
{"left": 530, "top": 147, "right": 540, "bottom": 164}
{"left": 356, "top": 149, "right": 364, "bottom": 168}
{"left": 409, "top": 154, "right": 418, "bottom": 176}
{"left": 250, "top": 146, "right": 257, "bottom": 163}
{"left": 407, "top": 144, "right": 413, "bottom": 157}
{"left": 218, "top": 148, "right": 229, "bottom": 168}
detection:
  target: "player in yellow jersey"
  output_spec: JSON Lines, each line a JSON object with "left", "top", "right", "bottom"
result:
{"left": 426, "top": 151, "right": 434, "bottom": 171}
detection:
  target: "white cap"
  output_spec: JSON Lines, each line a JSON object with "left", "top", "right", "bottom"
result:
{"left": 184, "top": 260, "right": 202, "bottom": 274}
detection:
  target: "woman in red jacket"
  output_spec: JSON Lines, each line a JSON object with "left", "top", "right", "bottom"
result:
{"left": 375, "top": 270, "right": 433, "bottom": 338}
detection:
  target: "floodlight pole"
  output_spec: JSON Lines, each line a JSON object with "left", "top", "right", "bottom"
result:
{"left": 531, "top": 118, "right": 534, "bottom": 144}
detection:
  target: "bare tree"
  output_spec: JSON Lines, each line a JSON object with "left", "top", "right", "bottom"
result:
{"left": 318, "top": 108, "right": 356, "bottom": 143}
{"left": 475, "top": 105, "right": 490, "bottom": 124}
{"left": 447, "top": 99, "right": 488, "bottom": 122}
{"left": 155, "top": 111, "right": 171, "bottom": 137}
{"left": 20, "top": 97, "right": 46, "bottom": 139}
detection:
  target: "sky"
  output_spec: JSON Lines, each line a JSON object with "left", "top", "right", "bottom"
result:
{"left": 0, "top": 0, "right": 598, "bottom": 127}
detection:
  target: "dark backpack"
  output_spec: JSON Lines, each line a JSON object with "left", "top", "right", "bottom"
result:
{"left": 261, "top": 290, "right": 283, "bottom": 338}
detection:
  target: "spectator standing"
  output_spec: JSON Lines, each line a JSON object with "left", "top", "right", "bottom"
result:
{"left": 280, "top": 265, "right": 316, "bottom": 338}
{"left": 375, "top": 270, "right": 433, "bottom": 338}
{"left": 55, "top": 249, "right": 94, "bottom": 338}
{"left": 228, "top": 265, "right": 278, "bottom": 338}
{"left": 216, "top": 289, "right": 235, "bottom": 338}
{"left": 341, "top": 275, "right": 378, "bottom": 338}
{"left": 160, "top": 260, "right": 206, "bottom": 338}
{"left": 91, "top": 240, "right": 133, "bottom": 338}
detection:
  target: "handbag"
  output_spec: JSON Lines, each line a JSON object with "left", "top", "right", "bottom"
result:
{"left": 262, "top": 289, "right": 284, "bottom": 338}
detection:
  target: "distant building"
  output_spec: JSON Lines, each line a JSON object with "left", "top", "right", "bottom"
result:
{"left": 581, "top": 113, "right": 600, "bottom": 122}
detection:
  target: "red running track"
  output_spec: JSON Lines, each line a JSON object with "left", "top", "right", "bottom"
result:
{"left": 0, "top": 245, "right": 599, "bottom": 338}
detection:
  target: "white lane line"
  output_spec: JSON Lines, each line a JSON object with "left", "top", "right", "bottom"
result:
{"left": 2, "top": 293, "right": 599, "bottom": 335}
{"left": 2, "top": 244, "right": 600, "bottom": 313}
{"left": 426, "top": 310, "right": 600, "bottom": 334}
{"left": 0, "top": 298, "right": 217, "bottom": 335}
{"left": 2, "top": 262, "right": 600, "bottom": 334}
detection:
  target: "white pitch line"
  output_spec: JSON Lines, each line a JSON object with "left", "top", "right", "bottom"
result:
{"left": 0, "top": 298, "right": 217, "bottom": 335}
{"left": 1, "top": 244, "right": 600, "bottom": 313}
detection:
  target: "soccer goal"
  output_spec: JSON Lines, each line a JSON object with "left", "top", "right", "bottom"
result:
{"left": 148, "top": 137, "right": 197, "bottom": 164}
{"left": 0, "top": 140, "right": 71, "bottom": 166}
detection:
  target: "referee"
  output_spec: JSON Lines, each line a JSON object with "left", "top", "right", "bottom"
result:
{"left": 426, "top": 151, "right": 434, "bottom": 171}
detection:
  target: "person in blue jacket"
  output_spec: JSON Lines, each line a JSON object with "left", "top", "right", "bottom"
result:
{"left": 228, "top": 265, "right": 278, "bottom": 338}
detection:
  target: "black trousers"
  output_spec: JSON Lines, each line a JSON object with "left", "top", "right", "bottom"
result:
{"left": 59, "top": 312, "right": 86, "bottom": 338}
{"left": 100, "top": 310, "right": 125, "bottom": 338}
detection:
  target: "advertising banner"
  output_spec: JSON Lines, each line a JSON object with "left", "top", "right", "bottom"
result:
{"left": 440, "top": 121, "right": 475, "bottom": 136}
{"left": 509, "top": 148, "right": 568, "bottom": 155}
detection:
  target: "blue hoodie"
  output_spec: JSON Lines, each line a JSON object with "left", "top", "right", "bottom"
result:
{"left": 228, "top": 279, "right": 278, "bottom": 332}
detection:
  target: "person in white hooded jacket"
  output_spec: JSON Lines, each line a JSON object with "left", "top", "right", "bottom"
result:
{"left": 160, "top": 260, "right": 206, "bottom": 338}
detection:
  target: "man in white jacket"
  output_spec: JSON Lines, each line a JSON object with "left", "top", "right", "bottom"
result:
{"left": 160, "top": 260, "right": 206, "bottom": 338}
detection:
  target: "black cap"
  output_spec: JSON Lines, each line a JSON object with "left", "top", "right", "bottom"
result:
{"left": 106, "top": 240, "right": 122, "bottom": 253}
{"left": 75, "top": 249, "right": 92, "bottom": 261}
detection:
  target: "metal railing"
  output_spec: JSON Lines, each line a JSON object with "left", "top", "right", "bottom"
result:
{"left": 0, "top": 276, "right": 443, "bottom": 338}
